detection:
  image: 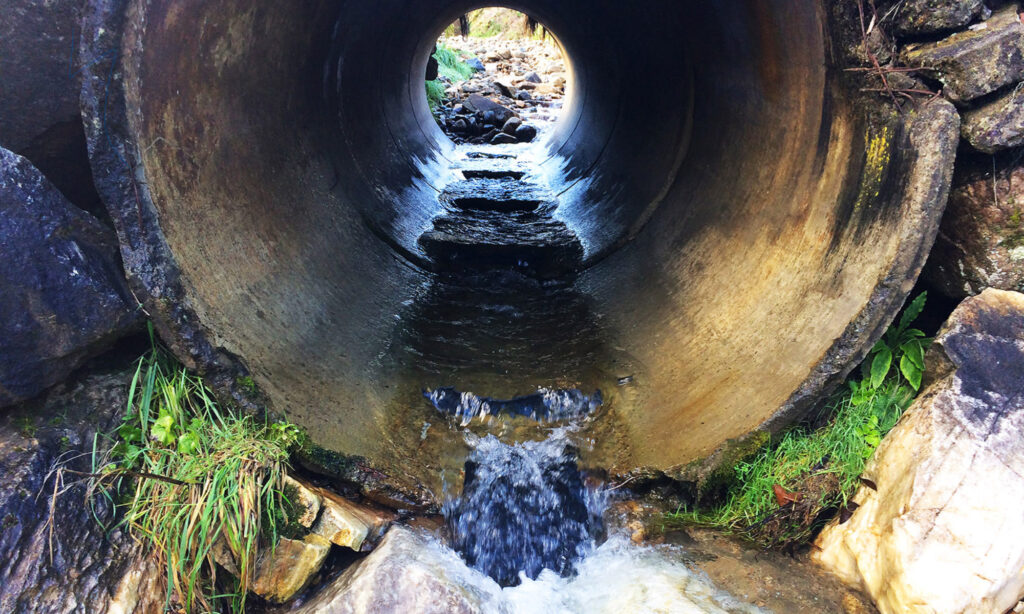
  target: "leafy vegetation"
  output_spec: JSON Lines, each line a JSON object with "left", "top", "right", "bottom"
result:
{"left": 668, "top": 293, "right": 931, "bottom": 548}
{"left": 92, "top": 339, "right": 300, "bottom": 612}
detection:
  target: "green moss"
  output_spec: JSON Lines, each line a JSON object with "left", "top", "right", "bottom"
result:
{"left": 1008, "top": 207, "right": 1021, "bottom": 228}
{"left": 2, "top": 513, "right": 17, "bottom": 530}
{"left": 294, "top": 429, "right": 364, "bottom": 481}
{"left": 1001, "top": 232, "right": 1024, "bottom": 249}
{"left": 235, "top": 375, "right": 257, "bottom": 394}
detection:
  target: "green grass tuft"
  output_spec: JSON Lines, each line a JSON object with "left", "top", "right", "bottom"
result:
{"left": 433, "top": 43, "right": 475, "bottom": 82}
{"left": 425, "top": 79, "right": 447, "bottom": 109}
{"left": 94, "top": 346, "right": 300, "bottom": 613}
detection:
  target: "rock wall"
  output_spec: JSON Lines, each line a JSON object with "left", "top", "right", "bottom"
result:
{"left": 882, "top": 2, "right": 1024, "bottom": 296}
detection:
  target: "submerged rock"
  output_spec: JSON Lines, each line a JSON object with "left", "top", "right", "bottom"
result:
{"left": 814, "top": 289, "right": 1024, "bottom": 614}
{"left": 0, "top": 148, "right": 139, "bottom": 407}
{"left": 902, "top": 6, "right": 1024, "bottom": 102}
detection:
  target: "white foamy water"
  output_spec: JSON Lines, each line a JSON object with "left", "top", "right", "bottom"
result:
{"left": 433, "top": 427, "right": 763, "bottom": 614}
{"left": 414, "top": 531, "right": 763, "bottom": 614}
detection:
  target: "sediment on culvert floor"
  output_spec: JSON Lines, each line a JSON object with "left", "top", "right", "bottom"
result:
{"left": 78, "top": 0, "right": 958, "bottom": 498}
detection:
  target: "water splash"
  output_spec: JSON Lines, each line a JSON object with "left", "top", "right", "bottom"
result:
{"left": 425, "top": 386, "right": 602, "bottom": 425}
{"left": 408, "top": 530, "right": 763, "bottom": 613}
{"left": 443, "top": 431, "right": 604, "bottom": 586}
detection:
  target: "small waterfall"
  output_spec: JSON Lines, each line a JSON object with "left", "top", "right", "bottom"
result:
{"left": 426, "top": 427, "right": 763, "bottom": 613}
{"left": 443, "top": 430, "right": 605, "bottom": 586}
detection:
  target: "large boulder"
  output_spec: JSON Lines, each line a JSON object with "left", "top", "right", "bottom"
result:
{"left": 0, "top": 148, "right": 139, "bottom": 407}
{"left": 0, "top": 0, "right": 83, "bottom": 154}
{"left": 813, "top": 289, "right": 1024, "bottom": 614}
{"left": 923, "top": 154, "right": 1024, "bottom": 297}
{"left": 0, "top": 367, "right": 163, "bottom": 613}
{"left": 902, "top": 6, "right": 1024, "bottom": 103}
{"left": 289, "top": 526, "right": 500, "bottom": 614}
{"left": 0, "top": 0, "right": 106, "bottom": 220}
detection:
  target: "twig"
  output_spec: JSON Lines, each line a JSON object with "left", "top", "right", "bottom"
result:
{"left": 857, "top": 0, "right": 902, "bottom": 111}
{"left": 62, "top": 467, "right": 194, "bottom": 487}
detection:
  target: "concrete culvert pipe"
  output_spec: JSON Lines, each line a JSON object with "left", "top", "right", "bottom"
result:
{"left": 81, "top": 0, "right": 959, "bottom": 499}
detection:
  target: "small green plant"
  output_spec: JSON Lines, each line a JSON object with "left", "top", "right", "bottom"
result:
{"left": 13, "top": 416, "right": 36, "bottom": 438}
{"left": 861, "top": 292, "right": 929, "bottom": 391}
{"left": 669, "top": 293, "right": 931, "bottom": 548}
{"left": 94, "top": 345, "right": 300, "bottom": 613}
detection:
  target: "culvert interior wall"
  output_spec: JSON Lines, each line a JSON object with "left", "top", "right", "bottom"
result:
{"left": 82, "top": 0, "right": 958, "bottom": 492}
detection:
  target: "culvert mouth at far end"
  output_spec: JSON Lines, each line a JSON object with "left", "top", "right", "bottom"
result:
{"left": 82, "top": 0, "right": 959, "bottom": 500}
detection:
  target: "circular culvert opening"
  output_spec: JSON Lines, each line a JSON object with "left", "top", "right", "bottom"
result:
{"left": 83, "top": 0, "right": 958, "bottom": 500}
{"left": 421, "top": 8, "right": 572, "bottom": 147}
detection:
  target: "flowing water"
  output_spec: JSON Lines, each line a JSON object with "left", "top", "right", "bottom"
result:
{"left": 424, "top": 427, "right": 764, "bottom": 614}
{"left": 388, "top": 143, "right": 765, "bottom": 612}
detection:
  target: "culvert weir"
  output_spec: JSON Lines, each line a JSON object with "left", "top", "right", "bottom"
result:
{"left": 81, "top": 0, "right": 959, "bottom": 499}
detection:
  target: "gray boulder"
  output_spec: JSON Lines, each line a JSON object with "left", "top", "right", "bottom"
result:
{"left": 289, "top": 526, "right": 500, "bottom": 614}
{"left": 961, "top": 86, "right": 1024, "bottom": 153}
{"left": 814, "top": 289, "right": 1024, "bottom": 614}
{"left": 893, "top": 0, "right": 986, "bottom": 37}
{"left": 902, "top": 6, "right": 1024, "bottom": 102}
{"left": 0, "top": 148, "right": 139, "bottom": 407}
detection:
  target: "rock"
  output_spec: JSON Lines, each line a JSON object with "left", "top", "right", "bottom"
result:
{"left": 813, "top": 289, "right": 1024, "bottom": 614}
{"left": 463, "top": 94, "right": 516, "bottom": 126}
{"left": 922, "top": 154, "right": 1024, "bottom": 297}
{"left": 523, "top": 71, "right": 541, "bottom": 83}
{"left": 893, "top": 0, "right": 986, "bottom": 37}
{"left": 251, "top": 535, "right": 331, "bottom": 603}
{"left": 0, "top": 148, "right": 140, "bottom": 407}
{"left": 501, "top": 116, "right": 522, "bottom": 135}
{"left": 465, "top": 57, "right": 485, "bottom": 72}
{"left": 311, "top": 487, "right": 393, "bottom": 551}
{"left": 902, "top": 6, "right": 1024, "bottom": 103}
{"left": 425, "top": 46, "right": 438, "bottom": 81}
{"left": 490, "top": 132, "right": 517, "bottom": 145}
{"left": 961, "top": 86, "right": 1024, "bottom": 153}
{"left": 0, "top": 367, "right": 164, "bottom": 613}
{"left": 288, "top": 527, "right": 498, "bottom": 614}
{"left": 0, "top": 0, "right": 82, "bottom": 154}
{"left": 285, "top": 475, "right": 322, "bottom": 528}
{"left": 514, "top": 124, "right": 539, "bottom": 143}
{"left": 493, "top": 79, "right": 515, "bottom": 98}
{"left": 516, "top": 90, "right": 532, "bottom": 101}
